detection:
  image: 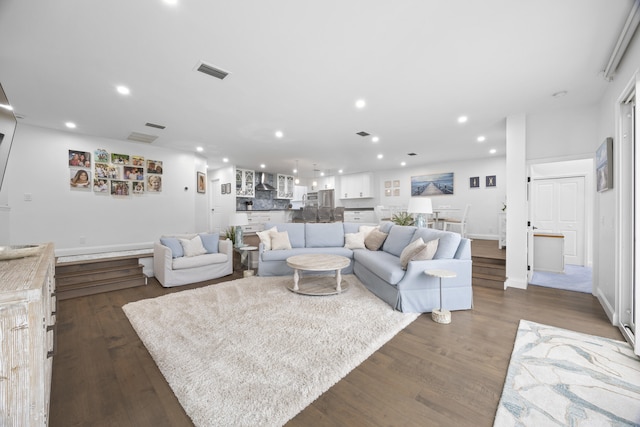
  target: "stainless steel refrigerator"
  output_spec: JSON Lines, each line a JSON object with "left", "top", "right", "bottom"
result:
{"left": 318, "top": 189, "right": 335, "bottom": 209}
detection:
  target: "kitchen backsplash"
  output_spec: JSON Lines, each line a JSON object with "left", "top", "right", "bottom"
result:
{"left": 237, "top": 191, "right": 291, "bottom": 211}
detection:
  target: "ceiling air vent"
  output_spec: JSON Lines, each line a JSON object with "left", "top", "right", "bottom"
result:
{"left": 356, "top": 131, "right": 370, "bottom": 137}
{"left": 127, "top": 132, "right": 158, "bottom": 144}
{"left": 407, "top": 153, "right": 418, "bottom": 156}
{"left": 145, "top": 122, "right": 166, "bottom": 130}
{"left": 195, "top": 61, "right": 230, "bottom": 80}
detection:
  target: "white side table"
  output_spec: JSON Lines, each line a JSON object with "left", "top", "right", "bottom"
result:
{"left": 425, "top": 269, "right": 457, "bottom": 324}
{"left": 239, "top": 245, "right": 258, "bottom": 277}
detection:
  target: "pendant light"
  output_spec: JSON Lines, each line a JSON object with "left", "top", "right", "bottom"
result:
{"left": 294, "top": 160, "right": 300, "bottom": 185}
{"left": 312, "top": 164, "right": 318, "bottom": 189}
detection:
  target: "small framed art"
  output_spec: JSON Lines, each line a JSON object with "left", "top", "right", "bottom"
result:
{"left": 486, "top": 175, "right": 496, "bottom": 187}
{"left": 197, "top": 172, "right": 206, "bottom": 193}
{"left": 470, "top": 177, "right": 480, "bottom": 188}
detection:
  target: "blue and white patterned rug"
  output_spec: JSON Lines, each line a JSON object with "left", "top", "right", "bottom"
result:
{"left": 494, "top": 320, "right": 640, "bottom": 426}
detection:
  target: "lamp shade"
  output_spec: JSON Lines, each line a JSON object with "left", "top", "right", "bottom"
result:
{"left": 407, "top": 197, "right": 433, "bottom": 214}
{"left": 229, "top": 212, "right": 249, "bottom": 226}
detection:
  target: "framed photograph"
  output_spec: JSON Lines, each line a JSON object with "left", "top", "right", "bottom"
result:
{"left": 69, "top": 150, "right": 91, "bottom": 168}
{"left": 69, "top": 168, "right": 91, "bottom": 190}
{"left": 131, "top": 155, "right": 145, "bottom": 167}
{"left": 225, "top": 183, "right": 231, "bottom": 193}
{"left": 393, "top": 188, "right": 400, "bottom": 196}
{"left": 93, "top": 179, "right": 109, "bottom": 193}
{"left": 470, "top": 177, "right": 480, "bottom": 188}
{"left": 111, "top": 153, "right": 130, "bottom": 165}
{"left": 486, "top": 175, "right": 496, "bottom": 187}
{"left": 221, "top": 183, "right": 227, "bottom": 194}
{"left": 197, "top": 172, "right": 206, "bottom": 193}
{"left": 124, "top": 166, "right": 144, "bottom": 181}
{"left": 147, "top": 159, "right": 163, "bottom": 174}
{"left": 94, "top": 148, "right": 109, "bottom": 163}
{"left": 411, "top": 172, "right": 454, "bottom": 196}
{"left": 384, "top": 180, "right": 391, "bottom": 188}
{"left": 596, "top": 137, "right": 613, "bottom": 192}
{"left": 110, "top": 180, "right": 130, "bottom": 196}
{"left": 147, "top": 175, "right": 162, "bottom": 192}
{"left": 393, "top": 180, "right": 400, "bottom": 187}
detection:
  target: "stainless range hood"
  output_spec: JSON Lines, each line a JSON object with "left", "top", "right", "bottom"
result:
{"left": 255, "top": 172, "right": 276, "bottom": 191}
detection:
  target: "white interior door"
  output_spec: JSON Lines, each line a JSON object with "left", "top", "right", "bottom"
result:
{"left": 209, "top": 178, "right": 224, "bottom": 234}
{"left": 531, "top": 176, "right": 586, "bottom": 266}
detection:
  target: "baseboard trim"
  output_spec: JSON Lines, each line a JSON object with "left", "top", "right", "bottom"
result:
{"left": 467, "top": 233, "right": 499, "bottom": 240}
{"left": 55, "top": 241, "right": 154, "bottom": 257}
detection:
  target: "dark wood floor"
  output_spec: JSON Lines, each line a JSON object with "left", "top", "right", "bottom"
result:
{"left": 50, "top": 242, "right": 622, "bottom": 427}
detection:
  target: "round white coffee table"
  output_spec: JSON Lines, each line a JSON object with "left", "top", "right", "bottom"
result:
{"left": 425, "top": 269, "right": 457, "bottom": 324}
{"left": 286, "top": 254, "right": 350, "bottom": 295}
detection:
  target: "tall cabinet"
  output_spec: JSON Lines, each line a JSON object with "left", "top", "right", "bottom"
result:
{"left": 0, "top": 243, "right": 56, "bottom": 426}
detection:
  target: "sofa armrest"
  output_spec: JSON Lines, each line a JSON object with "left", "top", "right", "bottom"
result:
{"left": 398, "top": 258, "right": 472, "bottom": 290}
{"left": 218, "top": 238, "right": 232, "bottom": 256}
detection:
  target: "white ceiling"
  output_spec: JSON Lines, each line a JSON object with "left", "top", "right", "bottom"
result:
{"left": 0, "top": 0, "right": 633, "bottom": 179}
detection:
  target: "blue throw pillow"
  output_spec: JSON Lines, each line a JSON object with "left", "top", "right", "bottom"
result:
{"left": 160, "top": 237, "right": 184, "bottom": 258}
{"left": 199, "top": 233, "right": 219, "bottom": 254}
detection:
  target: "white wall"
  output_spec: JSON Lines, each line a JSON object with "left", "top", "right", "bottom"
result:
{"left": 1, "top": 124, "right": 207, "bottom": 256}
{"left": 371, "top": 157, "right": 506, "bottom": 239}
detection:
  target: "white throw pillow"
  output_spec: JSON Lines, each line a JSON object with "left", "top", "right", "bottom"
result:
{"left": 257, "top": 226, "right": 278, "bottom": 251}
{"left": 179, "top": 235, "right": 207, "bottom": 257}
{"left": 359, "top": 225, "right": 379, "bottom": 238}
{"left": 271, "top": 231, "right": 292, "bottom": 250}
{"left": 344, "top": 232, "right": 366, "bottom": 249}
{"left": 411, "top": 238, "right": 439, "bottom": 262}
{"left": 399, "top": 238, "right": 426, "bottom": 269}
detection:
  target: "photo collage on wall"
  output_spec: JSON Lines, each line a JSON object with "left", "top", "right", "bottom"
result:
{"left": 70, "top": 148, "right": 163, "bottom": 196}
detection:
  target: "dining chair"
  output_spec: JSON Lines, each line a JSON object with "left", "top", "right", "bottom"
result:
{"left": 317, "top": 207, "right": 332, "bottom": 223}
{"left": 302, "top": 207, "right": 318, "bottom": 223}
{"left": 333, "top": 206, "right": 344, "bottom": 222}
{"left": 442, "top": 204, "right": 470, "bottom": 237}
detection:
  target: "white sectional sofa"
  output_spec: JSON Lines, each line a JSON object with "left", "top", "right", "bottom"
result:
{"left": 154, "top": 233, "right": 233, "bottom": 287}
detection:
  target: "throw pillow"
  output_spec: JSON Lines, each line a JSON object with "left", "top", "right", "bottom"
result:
{"left": 160, "top": 237, "right": 184, "bottom": 258}
{"left": 399, "top": 237, "right": 426, "bottom": 270}
{"left": 365, "top": 229, "right": 388, "bottom": 251}
{"left": 271, "top": 231, "right": 292, "bottom": 250}
{"left": 257, "top": 226, "right": 278, "bottom": 251}
{"left": 179, "top": 235, "right": 207, "bottom": 257}
{"left": 344, "top": 232, "right": 366, "bottom": 249}
{"left": 359, "top": 225, "right": 379, "bottom": 238}
{"left": 411, "top": 238, "right": 440, "bottom": 262}
{"left": 199, "top": 233, "right": 219, "bottom": 254}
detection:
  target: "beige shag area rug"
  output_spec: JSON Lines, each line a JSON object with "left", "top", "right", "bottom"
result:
{"left": 123, "top": 274, "right": 418, "bottom": 426}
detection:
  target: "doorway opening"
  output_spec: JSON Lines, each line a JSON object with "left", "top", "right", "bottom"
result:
{"left": 528, "top": 158, "right": 594, "bottom": 293}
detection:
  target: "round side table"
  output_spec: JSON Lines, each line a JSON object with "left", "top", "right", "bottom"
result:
{"left": 425, "top": 269, "right": 457, "bottom": 324}
{"left": 239, "top": 246, "right": 258, "bottom": 277}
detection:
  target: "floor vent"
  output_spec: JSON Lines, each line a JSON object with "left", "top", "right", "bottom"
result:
{"left": 127, "top": 132, "right": 158, "bottom": 143}
{"left": 195, "top": 61, "right": 229, "bottom": 80}
{"left": 145, "top": 122, "right": 166, "bottom": 130}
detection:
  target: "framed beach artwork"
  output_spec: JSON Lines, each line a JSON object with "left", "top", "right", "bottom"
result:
{"left": 596, "top": 137, "right": 613, "bottom": 192}
{"left": 411, "top": 172, "right": 454, "bottom": 196}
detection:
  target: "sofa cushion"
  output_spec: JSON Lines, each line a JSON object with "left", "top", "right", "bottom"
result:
{"left": 343, "top": 222, "right": 361, "bottom": 234}
{"left": 411, "top": 228, "right": 461, "bottom": 259}
{"left": 271, "top": 231, "right": 293, "bottom": 250}
{"left": 257, "top": 226, "right": 278, "bottom": 251}
{"left": 379, "top": 221, "right": 394, "bottom": 233}
{"left": 399, "top": 237, "right": 426, "bottom": 270}
{"left": 353, "top": 250, "right": 405, "bottom": 285}
{"left": 264, "top": 223, "right": 305, "bottom": 248}
{"left": 344, "top": 232, "right": 366, "bottom": 249}
{"left": 180, "top": 235, "right": 207, "bottom": 257}
{"left": 359, "top": 225, "right": 379, "bottom": 238}
{"left": 172, "top": 253, "right": 228, "bottom": 270}
{"left": 383, "top": 225, "right": 417, "bottom": 257}
{"left": 199, "top": 233, "right": 219, "bottom": 254}
{"left": 262, "top": 247, "right": 354, "bottom": 262}
{"left": 365, "top": 229, "right": 388, "bottom": 251}
{"left": 160, "top": 237, "right": 184, "bottom": 258}
{"left": 305, "top": 222, "right": 344, "bottom": 247}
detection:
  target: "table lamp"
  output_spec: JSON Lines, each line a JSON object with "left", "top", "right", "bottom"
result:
{"left": 229, "top": 212, "right": 248, "bottom": 248}
{"left": 407, "top": 197, "right": 433, "bottom": 228}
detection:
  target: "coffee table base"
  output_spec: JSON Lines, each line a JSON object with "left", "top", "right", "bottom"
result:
{"left": 287, "top": 275, "right": 349, "bottom": 296}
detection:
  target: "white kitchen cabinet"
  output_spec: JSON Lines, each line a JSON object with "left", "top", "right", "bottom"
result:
{"left": 0, "top": 243, "right": 56, "bottom": 427}
{"left": 339, "top": 173, "right": 373, "bottom": 199}
{"left": 276, "top": 174, "right": 294, "bottom": 199}
{"left": 317, "top": 175, "right": 335, "bottom": 190}
{"left": 343, "top": 210, "right": 376, "bottom": 224}
{"left": 235, "top": 168, "right": 255, "bottom": 197}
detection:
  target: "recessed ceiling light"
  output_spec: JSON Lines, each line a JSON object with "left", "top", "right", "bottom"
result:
{"left": 477, "top": 136, "right": 486, "bottom": 142}
{"left": 116, "top": 85, "right": 130, "bottom": 95}
{"left": 65, "top": 122, "right": 76, "bottom": 129}
{"left": 377, "top": 154, "right": 383, "bottom": 159}
{"left": 401, "top": 161, "right": 406, "bottom": 166}
{"left": 338, "top": 169, "right": 343, "bottom": 174}
{"left": 489, "top": 148, "right": 497, "bottom": 154}
{"left": 372, "top": 136, "right": 379, "bottom": 143}
{"left": 196, "top": 146, "right": 203, "bottom": 152}
{"left": 355, "top": 99, "right": 366, "bottom": 109}
{"left": 163, "top": 0, "right": 178, "bottom": 5}
{"left": 457, "top": 116, "right": 468, "bottom": 124}
{"left": 275, "top": 130, "right": 283, "bottom": 138}
{"left": 320, "top": 172, "right": 325, "bottom": 177}
{"left": 260, "top": 164, "right": 266, "bottom": 169}
{"left": 222, "top": 157, "right": 229, "bottom": 163}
